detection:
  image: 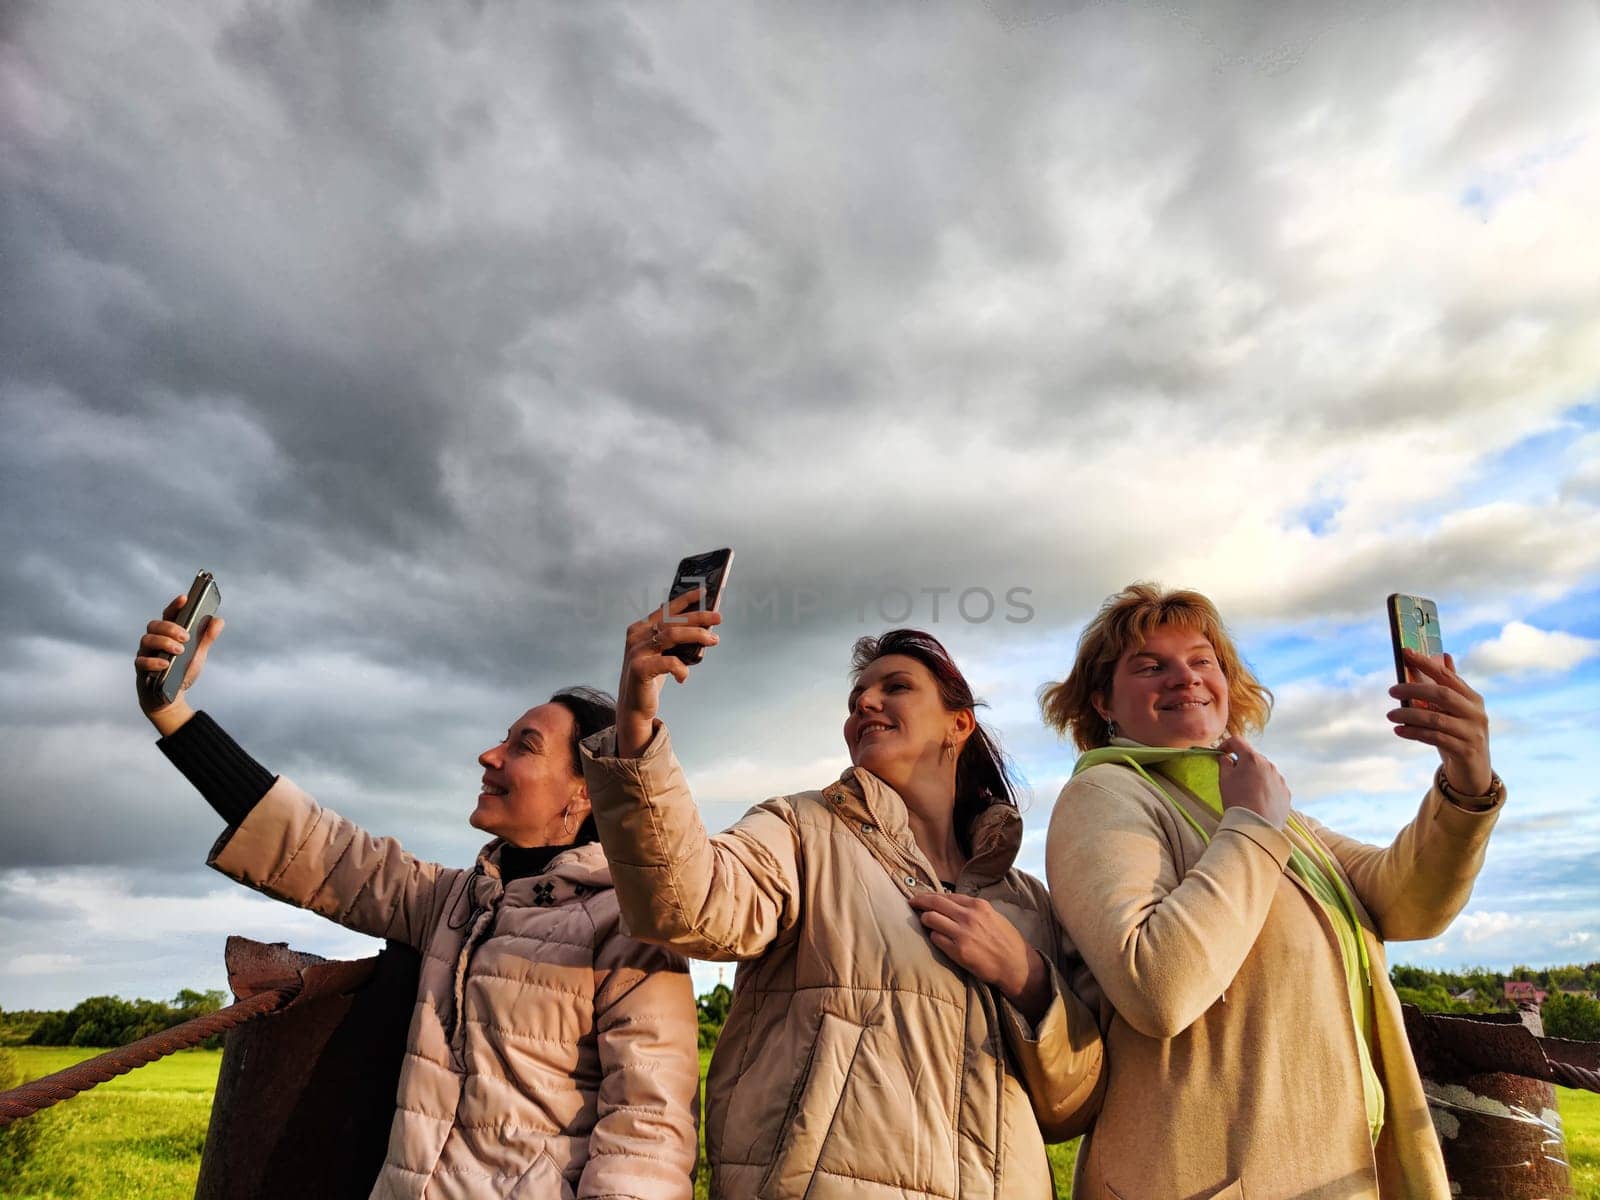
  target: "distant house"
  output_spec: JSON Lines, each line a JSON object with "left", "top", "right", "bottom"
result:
{"left": 1452, "top": 988, "right": 1479, "bottom": 1004}
{"left": 1504, "top": 980, "right": 1549, "bottom": 1006}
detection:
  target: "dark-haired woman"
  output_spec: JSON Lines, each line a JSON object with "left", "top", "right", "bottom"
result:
{"left": 1041, "top": 583, "right": 1503, "bottom": 1199}
{"left": 579, "top": 594, "right": 1103, "bottom": 1200}
{"left": 133, "top": 590, "right": 700, "bottom": 1199}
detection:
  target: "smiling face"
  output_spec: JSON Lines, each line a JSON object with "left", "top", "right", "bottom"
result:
{"left": 843, "top": 654, "right": 973, "bottom": 791}
{"left": 471, "top": 703, "right": 589, "bottom": 847}
{"left": 1094, "top": 624, "right": 1231, "bottom": 748}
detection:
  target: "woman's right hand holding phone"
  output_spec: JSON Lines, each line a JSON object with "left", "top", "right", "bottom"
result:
{"left": 616, "top": 589, "right": 721, "bottom": 757}
{"left": 134, "top": 592, "right": 224, "bottom": 736}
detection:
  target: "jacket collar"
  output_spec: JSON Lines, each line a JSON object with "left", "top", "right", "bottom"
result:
{"left": 822, "top": 766, "right": 1023, "bottom": 888}
{"left": 467, "top": 839, "right": 612, "bottom": 910}
{"left": 475, "top": 837, "right": 611, "bottom": 884}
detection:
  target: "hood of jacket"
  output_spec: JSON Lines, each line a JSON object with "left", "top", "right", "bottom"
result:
{"left": 821, "top": 764, "right": 1024, "bottom": 889}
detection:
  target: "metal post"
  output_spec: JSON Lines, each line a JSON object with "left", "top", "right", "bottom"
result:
{"left": 194, "top": 937, "right": 419, "bottom": 1200}
{"left": 1404, "top": 1005, "right": 1572, "bottom": 1199}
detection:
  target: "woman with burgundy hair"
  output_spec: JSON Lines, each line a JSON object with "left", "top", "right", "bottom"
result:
{"left": 578, "top": 595, "right": 1102, "bottom": 1200}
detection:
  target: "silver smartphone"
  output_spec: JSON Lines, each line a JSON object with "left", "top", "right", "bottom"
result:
{"left": 147, "top": 571, "right": 221, "bottom": 705}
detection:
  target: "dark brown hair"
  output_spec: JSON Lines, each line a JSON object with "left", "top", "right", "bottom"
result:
{"left": 548, "top": 686, "right": 617, "bottom": 844}
{"left": 849, "top": 628, "right": 1017, "bottom": 852}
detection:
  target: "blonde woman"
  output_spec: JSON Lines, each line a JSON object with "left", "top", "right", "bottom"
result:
{"left": 1042, "top": 583, "right": 1502, "bottom": 1199}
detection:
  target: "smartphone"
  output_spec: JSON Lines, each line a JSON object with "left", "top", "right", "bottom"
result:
{"left": 664, "top": 549, "right": 733, "bottom": 664}
{"left": 147, "top": 571, "right": 221, "bottom": 706}
{"left": 1387, "top": 593, "right": 1442, "bottom": 710}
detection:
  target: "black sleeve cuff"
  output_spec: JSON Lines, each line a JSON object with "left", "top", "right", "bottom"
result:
{"left": 158, "top": 710, "right": 277, "bottom": 827}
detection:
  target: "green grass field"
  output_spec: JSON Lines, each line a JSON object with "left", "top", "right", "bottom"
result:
{"left": 2, "top": 1048, "right": 215, "bottom": 1200}
{"left": 1, "top": 1046, "right": 1593, "bottom": 1198}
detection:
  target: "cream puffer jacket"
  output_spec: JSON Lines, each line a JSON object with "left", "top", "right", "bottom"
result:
{"left": 208, "top": 778, "right": 701, "bottom": 1200}
{"left": 581, "top": 724, "right": 1104, "bottom": 1200}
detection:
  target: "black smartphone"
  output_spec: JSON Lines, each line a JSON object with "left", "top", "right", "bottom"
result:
{"left": 147, "top": 571, "right": 221, "bottom": 706}
{"left": 664, "top": 549, "right": 733, "bottom": 664}
{"left": 1387, "top": 593, "right": 1442, "bottom": 710}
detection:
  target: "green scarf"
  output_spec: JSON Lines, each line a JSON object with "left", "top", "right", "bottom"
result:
{"left": 1073, "top": 743, "right": 1384, "bottom": 1142}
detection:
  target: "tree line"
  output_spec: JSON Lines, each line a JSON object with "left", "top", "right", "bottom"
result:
{"left": 1389, "top": 962, "right": 1600, "bottom": 1041}
{"left": 5, "top": 966, "right": 1598, "bottom": 1051}
{"left": 1, "top": 989, "right": 228, "bottom": 1049}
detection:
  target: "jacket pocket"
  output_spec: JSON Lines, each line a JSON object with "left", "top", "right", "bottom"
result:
{"left": 758, "top": 1012, "right": 868, "bottom": 1200}
{"left": 509, "top": 1150, "right": 576, "bottom": 1200}
{"left": 1107, "top": 1181, "right": 1241, "bottom": 1200}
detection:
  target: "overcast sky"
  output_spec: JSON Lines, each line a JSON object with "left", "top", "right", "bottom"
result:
{"left": 3, "top": 0, "right": 1598, "bottom": 1009}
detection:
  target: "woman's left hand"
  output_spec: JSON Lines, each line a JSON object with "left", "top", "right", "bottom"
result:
{"left": 1388, "top": 650, "right": 1494, "bottom": 795}
{"left": 910, "top": 891, "right": 1050, "bottom": 1020}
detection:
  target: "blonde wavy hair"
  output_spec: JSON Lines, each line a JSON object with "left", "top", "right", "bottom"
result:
{"left": 1040, "top": 582, "right": 1274, "bottom": 752}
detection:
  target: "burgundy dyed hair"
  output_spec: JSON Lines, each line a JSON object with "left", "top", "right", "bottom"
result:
{"left": 849, "top": 628, "right": 1018, "bottom": 853}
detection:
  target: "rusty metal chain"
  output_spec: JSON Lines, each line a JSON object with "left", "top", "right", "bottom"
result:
{"left": 0, "top": 985, "right": 298, "bottom": 1128}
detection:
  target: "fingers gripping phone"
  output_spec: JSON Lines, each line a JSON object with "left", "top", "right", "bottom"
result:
{"left": 147, "top": 571, "right": 221, "bottom": 706}
{"left": 1387, "top": 593, "right": 1442, "bottom": 710}
{"left": 665, "top": 549, "right": 733, "bottom": 664}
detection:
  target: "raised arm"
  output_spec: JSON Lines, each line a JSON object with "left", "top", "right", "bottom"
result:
{"left": 205, "top": 776, "right": 455, "bottom": 950}
{"left": 134, "top": 589, "right": 453, "bottom": 949}
{"left": 1323, "top": 646, "right": 1502, "bottom": 939}
{"left": 582, "top": 723, "right": 802, "bottom": 961}
{"left": 579, "top": 590, "right": 802, "bottom": 959}
{"left": 1045, "top": 768, "right": 1293, "bottom": 1040}
{"left": 1302, "top": 782, "right": 1501, "bottom": 941}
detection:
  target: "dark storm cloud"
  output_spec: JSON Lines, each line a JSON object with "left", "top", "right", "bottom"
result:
{"left": 3, "top": 0, "right": 1598, "bottom": 900}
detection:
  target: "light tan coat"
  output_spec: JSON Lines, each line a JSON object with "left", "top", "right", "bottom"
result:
{"left": 581, "top": 724, "right": 1103, "bottom": 1200}
{"left": 1046, "top": 760, "right": 1502, "bottom": 1199}
{"left": 209, "top": 778, "right": 701, "bottom": 1200}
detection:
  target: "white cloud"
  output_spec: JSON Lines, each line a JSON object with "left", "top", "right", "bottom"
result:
{"left": 1465, "top": 621, "right": 1600, "bottom": 679}
{"left": 1452, "top": 910, "right": 1545, "bottom": 946}
{"left": 8, "top": 953, "right": 83, "bottom": 976}
{"left": 0, "top": 867, "right": 381, "bottom": 1008}
{"left": 1397, "top": 909, "right": 1591, "bottom": 968}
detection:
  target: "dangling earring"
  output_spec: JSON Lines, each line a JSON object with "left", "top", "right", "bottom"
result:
{"left": 561, "top": 807, "right": 574, "bottom": 835}
{"left": 1106, "top": 719, "right": 1119, "bottom": 740}
{"left": 941, "top": 738, "right": 957, "bottom": 762}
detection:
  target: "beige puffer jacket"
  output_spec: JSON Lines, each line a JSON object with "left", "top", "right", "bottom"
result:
{"left": 209, "top": 777, "right": 701, "bottom": 1200}
{"left": 581, "top": 724, "right": 1103, "bottom": 1200}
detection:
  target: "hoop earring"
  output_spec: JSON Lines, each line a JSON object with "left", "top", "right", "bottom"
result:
{"left": 561, "top": 808, "right": 574, "bottom": 835}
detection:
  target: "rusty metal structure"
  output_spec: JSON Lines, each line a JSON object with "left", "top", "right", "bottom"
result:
{"left": 1405, "top": 1004, "right": 1600, "bottom": 1199}
{"left": 193, "top": 937, "right": 419, "bottom": 1200}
